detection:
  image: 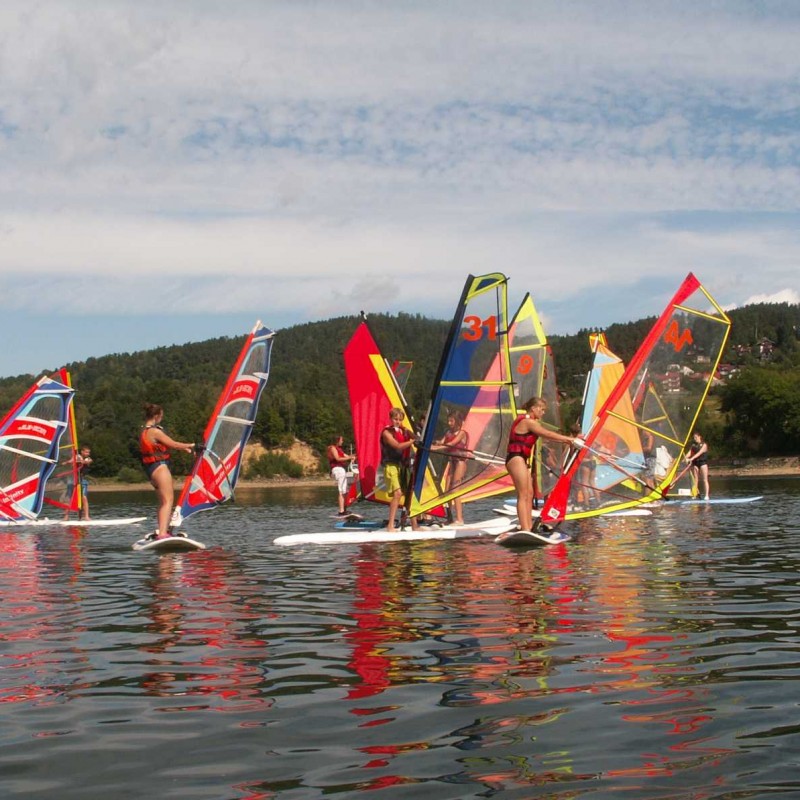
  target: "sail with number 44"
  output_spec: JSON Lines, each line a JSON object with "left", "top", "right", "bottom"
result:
{"left": 0, "top": 371, "right": 75, "bottom": 522}
{"left": 537, "top": 273, "right": 731, "bottom": 527}
{"left": 170, "top": 321, "right": 275, "bottom": 530}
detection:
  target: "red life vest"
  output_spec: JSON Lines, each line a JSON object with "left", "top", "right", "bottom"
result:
{"left": 328, "top": 445, "right": 347, "bottom": 470}
{"left": 381, "top": 425, "right": 413, "bottom": 465}
{"left": 506, "top": 415, "right": 538, "bottom": 461}
{"left": 140, "top": 425, "right": 170, "bottom": 465}
{"left": 442, "top": 429, "right": 469, "bottom": 461}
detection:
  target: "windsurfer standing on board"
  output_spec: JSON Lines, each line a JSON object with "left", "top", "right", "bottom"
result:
{"left": 431, "top": 410, "right": 469, "bottom": 525}
{"left": 685, "top": 431, "right": 710, "bottom": 500}
{"left": 507, "top": 397, "right": 582, "bottom": 532}
{"left": 381, "top": 408, "right": 420, "bottom": 532}
{"left": 327, "top": 434, "right": 356, "bottom": 516}
{"left": 140, "top": 403, "right": 195, "bottom": 539}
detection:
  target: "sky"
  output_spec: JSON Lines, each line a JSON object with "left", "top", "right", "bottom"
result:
{"left": 2, "top": 0, "right": 799, "bottom": 379}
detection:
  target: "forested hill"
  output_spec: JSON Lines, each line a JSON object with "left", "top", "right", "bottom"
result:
{"left": 1, "top": 303, "right": 799, "bottom": 479}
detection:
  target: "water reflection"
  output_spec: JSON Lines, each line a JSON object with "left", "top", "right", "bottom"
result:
{"left": 1, "top": 479, "right": 800, "bottom": 798}
{"left": 138, "top": 549, "right": 273, "bottom": 714}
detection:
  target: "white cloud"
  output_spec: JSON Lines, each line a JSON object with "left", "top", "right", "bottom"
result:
{"left": 739, "top": 288, "right": 800, "bottom": 306}
{"left": 2, "top": 1, "right": 800, "bottom": 377}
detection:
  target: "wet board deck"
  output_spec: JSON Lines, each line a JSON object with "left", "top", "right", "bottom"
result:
{"left": 333, "top": 519, "right": 384, "bottom": 530}
{"left": 274, "top": 517, "right": 515, "bottom": 547}
{"left": 670, "top": 496, "right": 763, "bottom": 506}
{"left": 132, "top": 535, "right": 206, "bottom": 552}
{"left": 494, "top": 529, "right": 571, "bottom": 547}
{"left": 0, "top": 516, "right": 148, "bottom": 528}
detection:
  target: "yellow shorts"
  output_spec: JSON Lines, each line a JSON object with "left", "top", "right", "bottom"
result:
{"left": 383, "top": 463, "right": 406, "bottom": 495}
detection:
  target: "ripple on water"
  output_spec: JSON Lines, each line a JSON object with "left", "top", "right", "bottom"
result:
{"left": 2, "top": 481, "right": 800, "bottom": 798}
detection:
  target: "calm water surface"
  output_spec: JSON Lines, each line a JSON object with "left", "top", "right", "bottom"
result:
{"left": 2, "top": 477, "right": 800, "bottom": 799}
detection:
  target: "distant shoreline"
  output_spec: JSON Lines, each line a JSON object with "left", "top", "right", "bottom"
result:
{"left": 87, "top": 457, "right": 798, "bottom": 493}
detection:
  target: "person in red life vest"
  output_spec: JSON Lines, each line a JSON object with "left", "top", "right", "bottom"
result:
{"left": 507, "top": 396, "right": 581, "bottom": 532}
{"left": 380, "top": 408, "right": 420, "bottom": 532}
{"left": 432, "top": 410, "right": 469, "bottom": 525}
{"left": 327, "top": 434, "right": 356, "bottom": 516}
{"left": 140, "top": 403, "right": 195, "bottom": 539}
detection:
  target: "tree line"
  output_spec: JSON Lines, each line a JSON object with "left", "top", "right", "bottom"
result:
{"left": 1, "top": 303, "right": 798, "bottom": 479}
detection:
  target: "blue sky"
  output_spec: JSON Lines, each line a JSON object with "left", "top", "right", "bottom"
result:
{"left": 1, "top": 1, "right": 799, "bottom": 378}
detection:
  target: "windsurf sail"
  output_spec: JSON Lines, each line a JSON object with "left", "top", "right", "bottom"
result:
{"left": 390, "top": 360, "right": 413, "bottom": 394}
{"left": 0, "top": 373, "right": 75, "bottom": 522}
{"left": 170, "top": 321, "right": 275, "bottom": 529}
{"left": 538, "top": 273, "right": 731, "bottom": 527}
{"left": 343, "top": 318, "right": 443, "bottom": 514}
{"left": 408, "top": 273, "right": 518, "bottom": 516}
{"left": 508, "top": 294, "right": 565, "bottom": 504}
{"left": 433, "top": 289, "right": 565, "bottom": 509}
{"left": 42, "top": 369, "right": 82, "bottom": 515}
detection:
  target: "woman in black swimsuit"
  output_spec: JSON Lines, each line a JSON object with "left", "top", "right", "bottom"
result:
{"left": 685, "top": 431, "right": 710, "bottom": 500}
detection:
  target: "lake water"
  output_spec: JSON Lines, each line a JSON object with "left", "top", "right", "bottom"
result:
{"left": 2, "top": 476, "right": 800, "bottom": 799}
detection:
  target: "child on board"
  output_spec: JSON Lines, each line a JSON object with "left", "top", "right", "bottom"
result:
{"left": 685, "top": 431, "right": 710, "bottom": 500}
{"left": 327, "top": 434, "right": 356, "bottom": 516}
{"left": 507, "top": 397, "right": 582, "bottom": 533}
{"left": 380, "top": 408, "right": 420, "bottom": 532}
{"left": 140, "top": 403, "right": 195, "bottom": 539}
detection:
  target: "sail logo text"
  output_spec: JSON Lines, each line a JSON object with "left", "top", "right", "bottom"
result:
{"left": 664, "top": 320, "right": 694, "bottom": 353}
{"left": 462, "top": 315, "right": 498, "bottom": 341}
{"left": 11, "top": 422, "right": 51, "bottom": 438}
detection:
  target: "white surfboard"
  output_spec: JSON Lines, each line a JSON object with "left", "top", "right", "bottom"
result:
{"left": 132, "top": 534, "right": 206, "bottom": 552}
{"left": 671, "top": 495, "right": 763, "bottom": 506}
{"left": 0, "top": 516, "right": 148, "bottom": 528}
{"left": 494, "top": 528, "right": 571, "bottom": 547}
{"left": 274, "top": 516, "right": 515, "bottom": 547}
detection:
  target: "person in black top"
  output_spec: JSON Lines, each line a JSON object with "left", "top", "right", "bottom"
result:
{"left": 685, "top": 431, "right": 710, "bottom": 500}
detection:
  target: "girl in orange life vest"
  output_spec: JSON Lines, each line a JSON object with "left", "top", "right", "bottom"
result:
{"left": 380, "top": 408, "right": 420, "bottom": 532}
{"left": 327, "top": 434, "right": 355, "bottom": 515}
{"left": 140, "top": 403, "right": 195, "bottom": 539}
{"left": 432, "top": 410, "right": 469, "bottom": 525}
{"left": 507, "top": 396, "right": 581, "bottom": 532}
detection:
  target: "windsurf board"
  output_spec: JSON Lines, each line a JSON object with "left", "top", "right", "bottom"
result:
{"left": 495, "top": 528, "right": 571, "bottom": 547}
{"left": 274, "top": 516, "right": 515, "bottom": 547}
{"left": 1, "top": 516, "right": 148, "bottom": 528}
{"left": 671, "top": 496, "right": 763, "bottom": 506}
{"left": 132, "top": 534, "right": 206, "bottom": 552}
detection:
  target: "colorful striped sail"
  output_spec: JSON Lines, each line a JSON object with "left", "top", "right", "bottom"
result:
{"left": 42, "top": 368, "right": 82, "bottom": 515}
{"left": 170, "top": 321, "right": 275, "bottom": 529}
{"left": 343, "top": 318, "right": 443, "bottom": 514}
{"left": 0, "top": 373, "right": 75, "bottom": 521}
{"left": 538, "top": 273, "right": 731, "bottom": 526}
{"left": 408, "top": 273, "right": 517, "bottom": 516}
